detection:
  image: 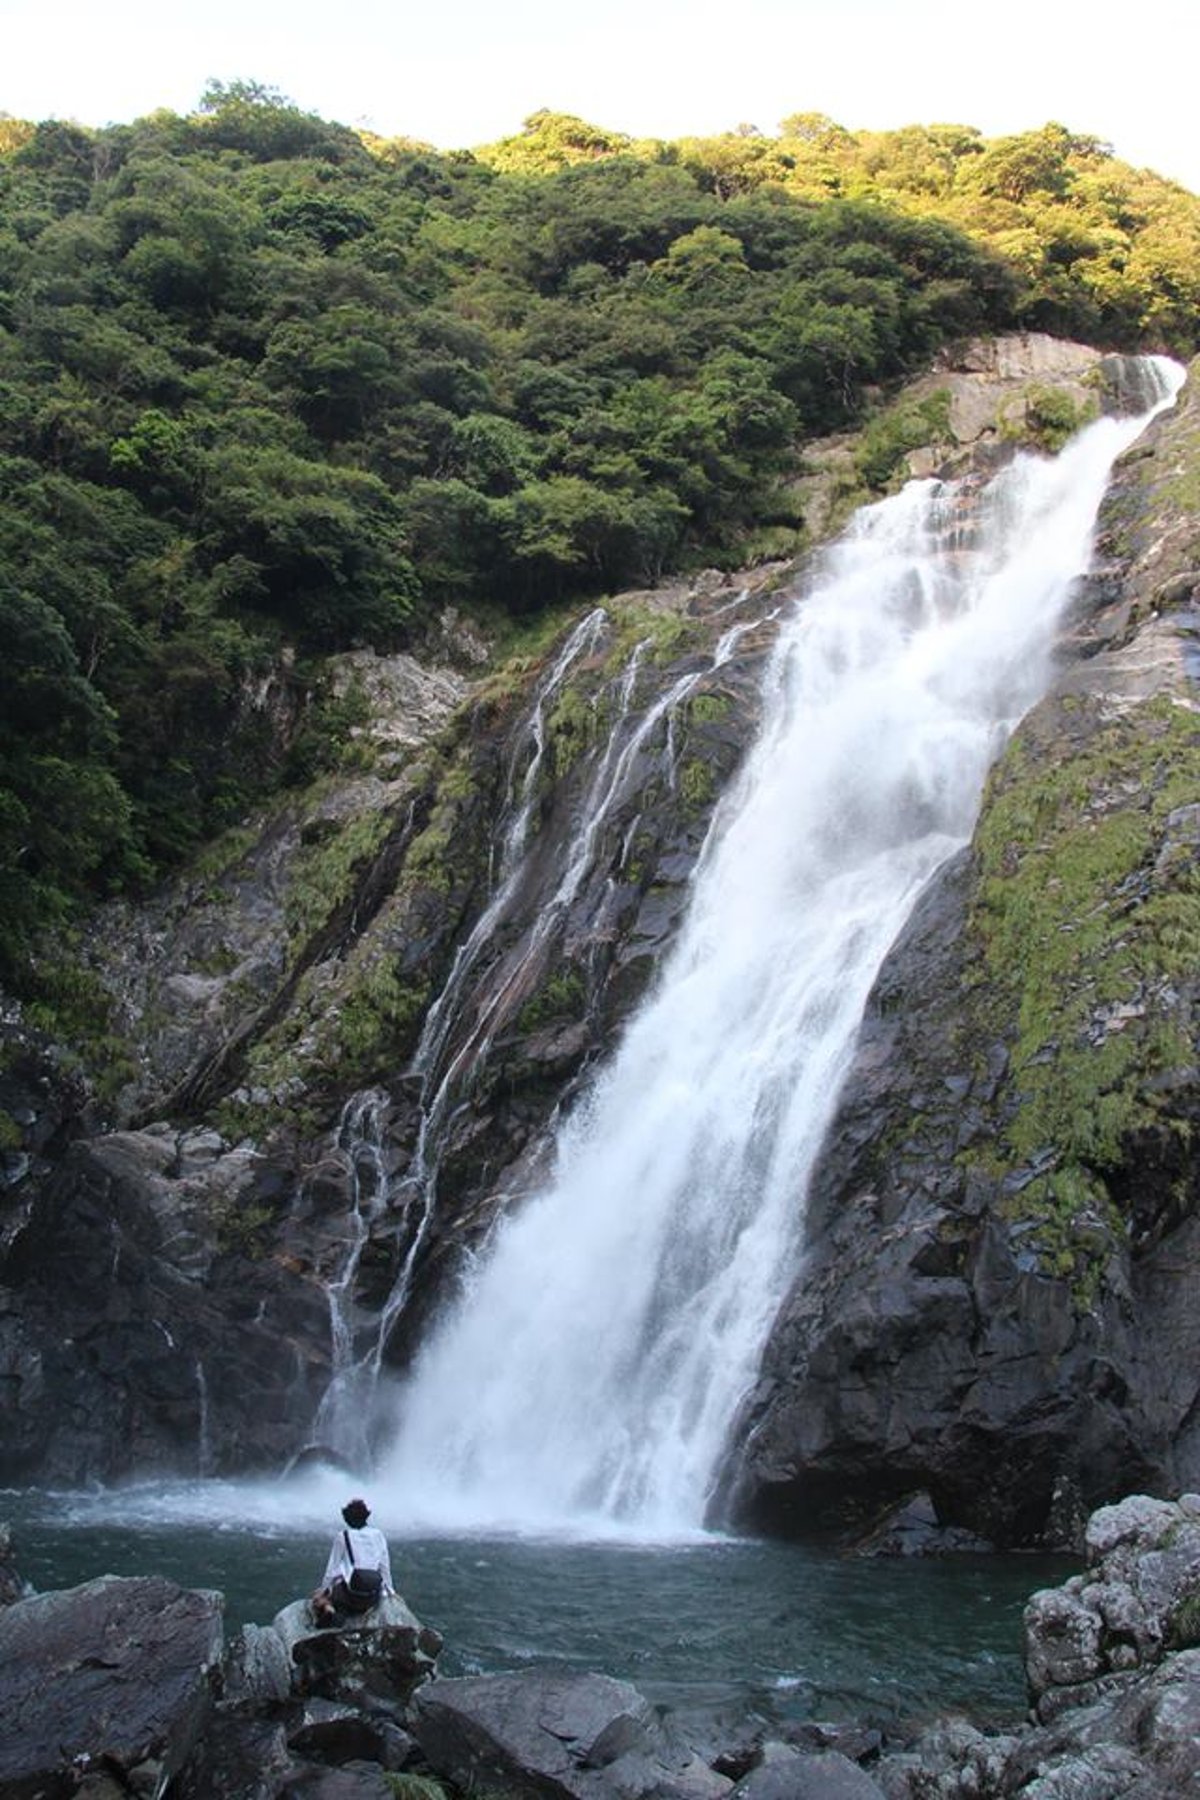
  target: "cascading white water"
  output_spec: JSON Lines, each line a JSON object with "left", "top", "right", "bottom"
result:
{"left": 332, "top": 598, "right": 769, "bottom": 1415}
{"left": 379, "top": 365, "right": 1182, "bottom": 1537}
{"left": 310, "top": 1089, "right": 392, "bottom": 1464}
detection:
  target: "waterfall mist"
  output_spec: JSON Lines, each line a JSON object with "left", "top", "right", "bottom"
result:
{"left": 379, "top": 366, "right": 1183, "bottom": 1538}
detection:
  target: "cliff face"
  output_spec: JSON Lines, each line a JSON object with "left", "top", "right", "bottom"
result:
{"left": 2, "top": 336, "right": 1196, "bottom": 1512}
{"left": 0, "top": 563, "right": 787, "bottom": 1481}
{"left": 720, "top": 360, "right": 1200, "bottom": 1547}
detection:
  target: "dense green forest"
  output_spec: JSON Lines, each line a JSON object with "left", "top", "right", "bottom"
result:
{"left": 2, "top": 85, "right": 1199, "bottom": 990}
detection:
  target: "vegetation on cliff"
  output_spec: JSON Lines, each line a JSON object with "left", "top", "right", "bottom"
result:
{"left": 1, "top": 85, "right": 1198, "bottom": 990}
{"left": 963, "top": 370, "right": 1200, "bottom": 1304}
{"left": 969, "top": 695, "right": 1200, "bottom": 1292}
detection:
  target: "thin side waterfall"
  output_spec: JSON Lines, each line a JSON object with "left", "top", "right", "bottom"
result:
{"left": 415, "top": 605, "right": 609, "bottom": 1087}
{"left": 310, "top": 1089, "right": 392, "bottom": 1464}
{"left": 378, "top": 362, "right": 1182, "bottom": 1537}
{"left": 195, "top": 1360, "right": 213, "bottom": 1479}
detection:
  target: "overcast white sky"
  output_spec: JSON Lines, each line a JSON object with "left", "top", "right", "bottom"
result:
{"left": 3, "top": 0, "right": 1197, "bottom": 193}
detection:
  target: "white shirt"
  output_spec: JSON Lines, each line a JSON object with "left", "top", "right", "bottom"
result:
{"left": 321, "top": 1523, "right": 394, "bottom": 1595}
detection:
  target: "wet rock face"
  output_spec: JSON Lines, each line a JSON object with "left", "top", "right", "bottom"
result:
{"left": 0, "top": 563, "right": 785, "bottom": 1483}
{"left": 717, "top": 843, "right": 1188, "bottom": 1545}
{"left": 324, "top": 571, "right": 785, "bottom": 1372}
{"left": 0, "top": 1126, "right": 331, "bottom": 1483}
{"left": 721, "top": 364, "right": 1200, "bottom": 1548}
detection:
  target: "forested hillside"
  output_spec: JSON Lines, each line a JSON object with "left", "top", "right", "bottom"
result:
{"left": 2, "top": 85, "right": 1198, "bottom": 991}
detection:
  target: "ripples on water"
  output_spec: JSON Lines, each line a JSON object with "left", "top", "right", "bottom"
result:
{"left": 2, "top": 1482, "right": 1072, "bottom": 1731}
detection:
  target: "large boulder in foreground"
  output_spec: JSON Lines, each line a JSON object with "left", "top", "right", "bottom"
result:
{"left": 0, "top": 1574, "right": 223, "bottom": 1799}
{"left": 413, "top": 1669, "right": 732, "bottom": 1800}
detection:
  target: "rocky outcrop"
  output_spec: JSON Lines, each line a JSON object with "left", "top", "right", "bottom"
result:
{"left": 1023, "top": 1493, "right": 1200, "bottom": 1721}
{"left": 272, "top": 1595, "right": 442, "bottom": 1706}
{"left": 876, "top": 1493, "right": 1200, "bottom": 1796}
{"left": 0, "top": 1575, "right": 223, "bottom": 1799}
{"left": 791, "top": 332, "right": 1143, "bottom": 542}
{"left": 413, "top": 1670, "right": 733, "bottom": 1800}
{"left": 0, "top": 1571, "right": 445, "bottom": 1800}
{"left": 720, "top": 360, "right": 1200, "bottom": 1546}
{"left": 0, "top": 1123, "right": 335, "bottom": 1482}
{"left": 182, "top": 1592, "right": 442, "bottom": 1800}
{"left": 911, "top": 333, "right": 1143, "bottom": 473}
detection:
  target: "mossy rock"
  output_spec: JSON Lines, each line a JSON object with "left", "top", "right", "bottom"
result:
{"left": 963, "top": 692, "right": 1200, "bottom": 1285}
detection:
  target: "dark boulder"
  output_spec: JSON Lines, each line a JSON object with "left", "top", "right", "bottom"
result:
{"left": 272, "top": 1595, "right": 441, "bottom": 1709}
{"left": 413, "top": 1669, "right": 731, "bottom": 1800}
{"left": 274, "top": 1763, "right": 400, "bottom": 1799}
{"left": 286, "top": 1696, "right": 414, "bottom": 1768}
{"left": 731, "top": 1744, "right": 885, "bottom": 1800}
{"left": 0, "top": 1574, "right": 222, "bottom": 1799}
{"left": 224, "top": 1620, "right": 296, "bottom": 1707}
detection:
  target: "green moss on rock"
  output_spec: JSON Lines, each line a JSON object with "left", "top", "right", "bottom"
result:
{"left": 855, "top": 389, "right": 954, "bottom": 491}
{"left": 966, "top": 694, "right": 1200, "bottom": 1276}
{"left": 515, "top": 966, "right": 587, "bottom": 1033}
{"left": 285, "top": 808, "right": 394, "bottom": 948}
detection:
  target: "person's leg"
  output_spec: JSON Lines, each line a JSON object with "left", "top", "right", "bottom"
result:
{"left": 328, "top": 1577, "right": 354, "bottom": 1613}
{"left": 310, "top": 1587, "right": 339, "bottom": 1627}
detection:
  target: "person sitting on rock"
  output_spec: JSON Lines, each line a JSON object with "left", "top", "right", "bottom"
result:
{"left": 310, "top": 1497, "right": 395, "bottom": 1626}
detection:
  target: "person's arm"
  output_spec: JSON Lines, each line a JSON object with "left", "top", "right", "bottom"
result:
{"left": 321, "top": 1533, "right": 347, "bottom": 1589}
{"left": 377, "top": 1531, "right": 395, "bottom": 1595}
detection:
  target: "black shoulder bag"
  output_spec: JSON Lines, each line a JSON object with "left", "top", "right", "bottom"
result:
{"left": 341, "top": 1529, "right": 383, "bottom": 1612}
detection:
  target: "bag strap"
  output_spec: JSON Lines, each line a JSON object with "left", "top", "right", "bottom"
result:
{"left": 343, "top": 1529, "right": 356, "bottom": 1568}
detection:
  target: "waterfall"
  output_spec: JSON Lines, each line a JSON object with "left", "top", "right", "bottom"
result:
{"left": 377, "top": 364, "right": 1182, "bottom": 1537}
{"left": 195, "top": 1360, "right": 213, "bottom": 1479}
{"left": 310, "top": 1089, "right": 392, "bottom": 1465}
{"left": 321, "top": 596, "right": 772, "bottom": 1422}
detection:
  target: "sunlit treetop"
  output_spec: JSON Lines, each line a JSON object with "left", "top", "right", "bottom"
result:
{"left": 476, "top": 110, "right": 636, "bottom": 174}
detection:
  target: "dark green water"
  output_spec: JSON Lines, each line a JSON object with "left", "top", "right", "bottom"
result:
{"left": 2, "top": 1483, "right": 1071, "bottom": 1732}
